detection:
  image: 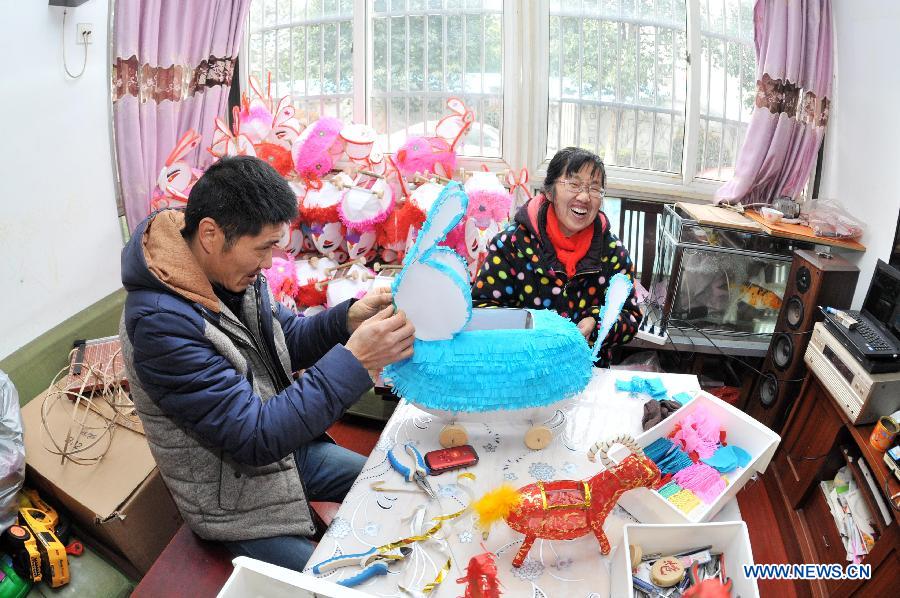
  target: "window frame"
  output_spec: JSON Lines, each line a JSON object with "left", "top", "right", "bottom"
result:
{"left": 241, "top": 0, "right": 755, "bottom": 202}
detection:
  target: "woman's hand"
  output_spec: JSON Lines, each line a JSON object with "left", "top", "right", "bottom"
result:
{"left": 577, "top": 316, "right": 597, "bottom": 342}
{"left": 347, "top": 287, "right": 393, "bottom": 333}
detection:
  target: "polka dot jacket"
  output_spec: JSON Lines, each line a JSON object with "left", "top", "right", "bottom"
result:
{"left": 472, "top": 194, "right": 640, "bottom": 366}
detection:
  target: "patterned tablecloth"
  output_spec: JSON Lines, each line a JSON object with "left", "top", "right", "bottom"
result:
{"left": 306, "top": 369, "right": 742, "bottom": 597}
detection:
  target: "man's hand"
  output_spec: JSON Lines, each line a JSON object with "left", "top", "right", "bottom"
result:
{"left": 345, "top": 305, "right": 415, "bottom": 372}
{"left": 577, "top": 316, "right": 597, "bottom": 342}
{"left": 347, "top": 287, "right": 393, "bottom": 333}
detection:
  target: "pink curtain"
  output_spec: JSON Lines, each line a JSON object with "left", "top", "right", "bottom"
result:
{"left": 716, "top": 0, "right": 833, "bottom": 206}
{"left": 112, "top": 0, "right": 251, "bottom": 231}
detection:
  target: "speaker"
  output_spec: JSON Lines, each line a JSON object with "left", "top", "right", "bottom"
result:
{"left": 745, "top": 249, "right": 859, "bottom": 431}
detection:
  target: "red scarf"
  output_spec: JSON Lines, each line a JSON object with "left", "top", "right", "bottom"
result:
{"left": 545, "top": 206, "right": 594, "bottom": 278}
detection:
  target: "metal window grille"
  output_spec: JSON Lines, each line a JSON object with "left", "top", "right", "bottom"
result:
{"left": 246, "top": 0, "right": 503, "bottom": 159}
{"left": 695, "top": 0, "right": 755, "bottom": 181}
{"left": 247, "top": 0, "right": 355, "bottom": 123}
{"left": 547, "top": 0, "right": 754, "bottom": 181}
{"left": 371, "top": 0, "right": 503, "bottom": 157}
{"left": 547, "top": 0, "right": 689, "bottom": 174}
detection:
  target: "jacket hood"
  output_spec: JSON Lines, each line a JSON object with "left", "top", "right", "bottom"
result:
{"left": 513, "top": 194, "right": 611, "bottom": 272}
{"left": 121, "top": 210, "right": 221, "bottom": 313}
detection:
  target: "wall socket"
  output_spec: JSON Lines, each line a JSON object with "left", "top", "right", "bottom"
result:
{"left": 76, "top": 23, "right": 93, "bottom": 45}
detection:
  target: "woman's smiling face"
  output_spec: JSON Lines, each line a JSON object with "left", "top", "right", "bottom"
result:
{"left": 550, "top": 164, "right": 604, "bottom": 237}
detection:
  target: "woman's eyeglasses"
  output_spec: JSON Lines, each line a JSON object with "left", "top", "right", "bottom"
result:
{"left": 557, "top": 179, "right": 604, "bottom": 199}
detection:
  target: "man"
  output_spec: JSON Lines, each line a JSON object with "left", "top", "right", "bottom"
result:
{"left": 119, "top": 156, "right": 414, "bottom": 571}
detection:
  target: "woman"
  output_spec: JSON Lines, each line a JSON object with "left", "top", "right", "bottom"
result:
{"left": 472, "top": 147, "right": 640, "bottom": 365}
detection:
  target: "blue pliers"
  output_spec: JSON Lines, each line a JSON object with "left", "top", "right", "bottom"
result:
{"left": 388, "top": 442, "right": 437, "bottom": 499}
{"left": 311, "top": 545, "right": 413, "bottom": 587}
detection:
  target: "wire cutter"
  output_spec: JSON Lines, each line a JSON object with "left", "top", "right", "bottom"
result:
{"left": 311, "top": 545, "right": 413, "bottom": 587}
{"left": 388, "top": 442, "right": 437, "bottom": 499}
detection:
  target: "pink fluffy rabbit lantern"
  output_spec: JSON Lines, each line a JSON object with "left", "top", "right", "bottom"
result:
{"left": 291, "top": 116, "right": 345, "bottom": 189}
{"left": 445, "top": 169, "right": 512, "bottom": 259}
{"left": 394, "top": 97, "right": 474, "bottom": 179}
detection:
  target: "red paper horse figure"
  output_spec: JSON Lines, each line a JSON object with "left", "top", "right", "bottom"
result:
{"left": 473, "top": 435, "right": 660, "bottom": 568}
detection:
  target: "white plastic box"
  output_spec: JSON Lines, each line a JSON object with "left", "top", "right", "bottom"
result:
{"left": 217, "top": 556, "right": 371, "bottom": 598}
{"left": 617, "top": 390, "right": 780, "bottom": 524}
{"left": 610, "top": 522, "right": 760, "bottom": 598}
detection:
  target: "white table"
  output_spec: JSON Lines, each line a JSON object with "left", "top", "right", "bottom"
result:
{"left": 306, "top": 369, "right": 742, "bottom": 598}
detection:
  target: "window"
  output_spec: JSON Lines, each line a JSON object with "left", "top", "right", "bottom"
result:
{"left": 546, "top": 0, "right": 755, "bottom": 186}
{"left": 695, "top": 0, "right": 755, "bottom": 181}
{"left": 547, "top": 1, "right": 688, "bottom": 174}
{"left": 371, "top": 0, "right": 503, "bottom": 156}
{"left": 247, "top": 1, "right": 354, "bottom": 121}
{"left": 247, "top": 0, "right": 504, "bottom": 160}
{"left": 245, "top": 0, "right": 757, "bottom": 196}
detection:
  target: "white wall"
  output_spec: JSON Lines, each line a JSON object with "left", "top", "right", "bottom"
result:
{"left": 0, "top": 0, "right": 123, "bottom": 359}
{"left": 819, "top": 0, "right": 900, "bottom": 307}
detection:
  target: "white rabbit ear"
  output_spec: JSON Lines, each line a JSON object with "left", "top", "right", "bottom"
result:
{"left": 166, "top": 130, "right": 201, "bottom": 166}
{"left": 591, "top": 272, "right": 634, "bottom": 361}
{"left": 405, "top": 182, "right": 468, "bottom": 265}
{"left": 393, "top": 182, "right": 472, "bottom": 340}
{"left": 394, "top": 247, "right": 471, "bottom": 340}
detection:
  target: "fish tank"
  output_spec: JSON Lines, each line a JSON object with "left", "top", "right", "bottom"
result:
{"left": 643, "top": 204, "right": 814, "bottom": 339}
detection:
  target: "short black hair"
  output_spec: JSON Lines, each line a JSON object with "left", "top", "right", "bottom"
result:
{"left": 182, "top": 156, "right": 298, "bottom": 246}
{"left": 543, "top": 147, "right": 607, "bottom": 197}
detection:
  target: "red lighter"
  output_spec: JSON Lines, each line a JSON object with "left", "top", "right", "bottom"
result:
{"left": 424, "top": 445, "right": 479, "bottom": 474}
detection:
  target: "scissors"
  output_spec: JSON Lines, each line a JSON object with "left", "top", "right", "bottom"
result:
{"left": 311, "top": 545, "right": 413, "bottom": 587}
{"left": 388, "top": 442, "right": 437, "bottom": 499}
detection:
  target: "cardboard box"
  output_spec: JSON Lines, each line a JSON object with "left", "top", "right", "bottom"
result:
{"left": 610, "top": 522, "right": 760, "bottom": 598}
{"left": 21, "top": 389, "right": 182, "bottom": 575}
{"left": 218, "top": 557, "right": 371, "bottom": 598}
{"left": 617, "top": 390, "right": 781, "bottom": 524}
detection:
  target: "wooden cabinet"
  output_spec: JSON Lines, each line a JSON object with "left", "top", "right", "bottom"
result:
{"left": 776, "top": 377, "right": 845, "bottom": 509}
{"left": 768, "top": 375, "right": 899, "bottom": 597}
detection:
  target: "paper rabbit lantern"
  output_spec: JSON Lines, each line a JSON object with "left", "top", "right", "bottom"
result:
{"left": 345, "top": 228, "right": 377, "bottom": 262}
{"left": 237, "top": 75, "right": 275, "bottom": 144}
{"left": 263, "top": 257, "right": 300, "bottom": 312}
{"left": 382, "top": 183, "right": 595, "bottom": 442}
{"left": 291, "top": 116, "right": 344, "bottom": 188}
{"left": 265, "top": 95, "right": 303, "bottom": 148}
{"left": 338, "top": 177, "right": 394, "bottom": 231}
{"left": 464, "top": 218, "right": 501, "bottom": 281}
{"left": 209, "top": 108, "right": 256, "bottom": 159}
{"left": 473, "top": 436, "right": 660, "bottom": 568}
{"left": 306, "top": 221, "right": 346, "bottom": 261}
{"left": 151, "top": 130, "right": 203, "bottom": 211}
{"left": 445, "top": 170, "right": 512, "bottom": 261}
{"left": 393, "top": 98, "right": 474, "bottom": 179}
{"left": 294, "top": 256, "right": 337, "bottom": 309}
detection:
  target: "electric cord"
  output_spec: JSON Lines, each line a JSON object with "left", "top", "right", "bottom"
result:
{"left": 669, "top": 319, "right": 810, "bottom": 383}
{"left": 62, "top": 8, "right": 89, "bottom": 79}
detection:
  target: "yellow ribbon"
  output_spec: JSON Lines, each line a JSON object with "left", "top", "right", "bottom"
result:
{"left": 389, "top": 472, "right": 476, "bottom": 594}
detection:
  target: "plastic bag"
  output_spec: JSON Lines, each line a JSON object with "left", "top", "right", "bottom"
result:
{"left": 803, "top": 198, "right": 866, "bottom": 240}
{"left": 0, "top": 370, "right": 26, "bottom": 530}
